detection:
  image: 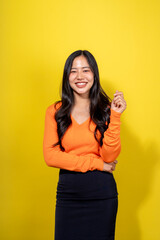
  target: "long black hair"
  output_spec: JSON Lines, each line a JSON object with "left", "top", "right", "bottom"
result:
{"left": 53, "top": 50, "right": 112, "bottom": 151}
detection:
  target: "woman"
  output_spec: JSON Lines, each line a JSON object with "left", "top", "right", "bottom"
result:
{"left": 43, "top": 50, "right": 127, "bottom": 240}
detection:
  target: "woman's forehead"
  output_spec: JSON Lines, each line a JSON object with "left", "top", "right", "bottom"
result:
{"left": 71, "top": 56, "right": 90, "bottom": 68}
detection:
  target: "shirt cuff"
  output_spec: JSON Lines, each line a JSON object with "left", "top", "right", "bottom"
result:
{"left": 95, "top": 157, "right": 104, "bottom": 171}
{"left": 110, "top": 109, "right": 122, "bottom": 124}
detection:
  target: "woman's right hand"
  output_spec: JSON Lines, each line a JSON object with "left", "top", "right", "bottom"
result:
{"left": 103, "top": 160, "right": 118, "bottom": 173}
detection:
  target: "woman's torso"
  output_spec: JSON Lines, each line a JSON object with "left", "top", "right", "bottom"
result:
{"left": 54, "top": 101, "right": 119, "bottom": 200}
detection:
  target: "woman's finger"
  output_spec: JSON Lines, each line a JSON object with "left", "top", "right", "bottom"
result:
{"left": 111, "top": 162, "right": 116, "bottom": 170}
{"left": 113, "top": 95, "right": 124, "bottom": 100}
{"left": 114, "top": 99, "right": 125, "bottom": 107}
{"left": 114, "top": 91, "right": 124, "bottom": 97}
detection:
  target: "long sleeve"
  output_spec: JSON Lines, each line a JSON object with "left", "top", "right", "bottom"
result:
{"left": 43, "top": 106, "right": 104, "bottom": 173}
{"left": 99, "top": 109, "right": 122, "bottom": 163}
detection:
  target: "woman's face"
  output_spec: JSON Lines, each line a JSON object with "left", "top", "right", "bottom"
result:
{"left": 68, "top": 55, "right": 94, "bottom": 98}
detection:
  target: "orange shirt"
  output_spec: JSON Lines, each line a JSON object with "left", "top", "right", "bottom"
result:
{"left": 43, "top": 101, "right": 122, "bottom": 173}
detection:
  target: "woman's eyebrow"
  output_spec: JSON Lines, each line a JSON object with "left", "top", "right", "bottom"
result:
{"left": 71, "top": 66, "right": 90, "bottom": 69}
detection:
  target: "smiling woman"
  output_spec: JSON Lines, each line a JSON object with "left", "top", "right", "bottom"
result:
{"left": 43, "top": 50, "right": 127, "bottom": 240}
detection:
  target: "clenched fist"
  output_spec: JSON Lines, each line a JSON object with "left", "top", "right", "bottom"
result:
{"left": 111, "top": 90, "right": 127, "bottom": 113}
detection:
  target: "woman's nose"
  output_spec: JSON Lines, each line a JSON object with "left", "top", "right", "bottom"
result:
{"left": 77, "top": 71, "right": 83, "bottom": 79}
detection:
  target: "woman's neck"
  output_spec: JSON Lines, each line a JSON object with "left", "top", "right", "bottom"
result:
{"left": 73, "top": 94, "right": 90, "bottom": 111}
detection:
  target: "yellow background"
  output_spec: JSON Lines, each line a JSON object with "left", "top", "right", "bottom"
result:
{"left": 1, "top": 0, "right": 160, "bottom": 239}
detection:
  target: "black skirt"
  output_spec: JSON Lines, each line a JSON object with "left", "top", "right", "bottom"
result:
{"left": 54, "top": 169, "right": 118, "bottom": 240}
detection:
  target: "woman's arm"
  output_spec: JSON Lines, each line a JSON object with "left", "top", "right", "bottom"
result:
{"left": 43, "top": 106, "right": 104, "bottom": 173}
{"left": 98, "top": 108, "right": 122, "bottom": 163}
{"left": 99, "top": 90, "right": 127, "bottom": 163}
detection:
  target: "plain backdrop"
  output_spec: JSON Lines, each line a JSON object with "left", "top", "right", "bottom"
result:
{"left": 1, "top": 0, "right": 160, "bottom": 239}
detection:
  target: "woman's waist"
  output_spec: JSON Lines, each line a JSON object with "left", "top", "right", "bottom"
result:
{"left": 56, "top": 169, "right": 118, "bottom": 199}
{"left": 58, "top": 168, "right": 115, "bottom": 183}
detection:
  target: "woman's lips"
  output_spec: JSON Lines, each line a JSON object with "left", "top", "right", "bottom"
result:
{"left": 75, "top": 82, "right": 88, "bottom": 88}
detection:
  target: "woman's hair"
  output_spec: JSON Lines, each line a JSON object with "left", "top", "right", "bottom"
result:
{"left": 53, "top": 50, "right": 112, "bottom": 151}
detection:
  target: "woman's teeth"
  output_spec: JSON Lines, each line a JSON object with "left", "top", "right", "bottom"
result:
{"left": 76, "top": 83, "right": 86, "bottom": 85}
{"left": 75, "top": 82, "right": 87, "bottom": 88}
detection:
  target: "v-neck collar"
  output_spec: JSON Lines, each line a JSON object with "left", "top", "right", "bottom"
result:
{"left": 70, "top": 114, "right": 90, "bottom": 126}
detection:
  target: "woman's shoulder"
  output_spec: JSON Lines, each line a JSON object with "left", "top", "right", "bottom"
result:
{"left": 46, "top": 100, "right": 62, "bottom": 115}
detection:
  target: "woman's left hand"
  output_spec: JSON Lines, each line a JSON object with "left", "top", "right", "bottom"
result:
{"left": 108, "top": 160, "right": 118, "bottom": 171}
{"left": 111, "top": 90, "right": 127, "bottom": 113}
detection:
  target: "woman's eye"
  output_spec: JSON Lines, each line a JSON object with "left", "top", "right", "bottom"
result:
{"left": 70, "top": 70, "right": 89, "bottom": 73}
